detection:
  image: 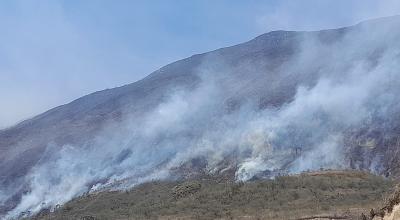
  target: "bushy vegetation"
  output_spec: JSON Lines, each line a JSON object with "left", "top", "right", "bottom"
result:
{"left": 30, "top": 170, "right": 395, "bottom": 220}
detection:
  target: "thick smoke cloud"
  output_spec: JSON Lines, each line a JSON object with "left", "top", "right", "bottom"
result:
{"left": 3, "top": 17, "right": 400, "bottom": 219}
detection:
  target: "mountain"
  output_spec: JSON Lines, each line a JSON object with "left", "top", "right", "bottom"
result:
{"left": 2, "top": 16, "right": 400, "bottom": 218}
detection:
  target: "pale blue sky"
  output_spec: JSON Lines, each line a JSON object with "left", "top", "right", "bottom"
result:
{"left": 1, "top": 0, "right": 400, "bottom": 128}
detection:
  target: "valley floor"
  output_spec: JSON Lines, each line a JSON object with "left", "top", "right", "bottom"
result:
{"left": 29, "top": 170, "right": 395, "bottom": 220}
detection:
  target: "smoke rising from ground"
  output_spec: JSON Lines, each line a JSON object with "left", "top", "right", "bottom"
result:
{"left": 2, "top": 17, "right": 400, "bottom": 218}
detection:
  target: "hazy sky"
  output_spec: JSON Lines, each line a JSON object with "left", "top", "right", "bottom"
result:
{"left": 1, "top": 0, "right": 400, "bottom": 129}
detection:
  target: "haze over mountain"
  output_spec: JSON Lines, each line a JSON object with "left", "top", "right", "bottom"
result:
{"left": 3, "top": 0, "right": 400, "bottom": 130}
{"left": 1, "top": 16, "right": 400, "bottom": 218}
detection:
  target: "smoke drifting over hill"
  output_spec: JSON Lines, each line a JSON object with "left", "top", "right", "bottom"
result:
{"left": 2, "top": 16, "right": 400, "bottom": 218}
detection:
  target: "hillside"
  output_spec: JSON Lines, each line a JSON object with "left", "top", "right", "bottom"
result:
{"left": 2, "top": 16, "right": 400, "bottom": 218}
{"left": 29, "top": 171, "right": 395, "bottom": 220}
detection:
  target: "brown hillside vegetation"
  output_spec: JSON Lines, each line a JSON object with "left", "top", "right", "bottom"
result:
{"left": 367, "top": 185, "right": 400, "bottom": 220}
{"left": 30, "top": 171, "right": 395, "bottom": 220}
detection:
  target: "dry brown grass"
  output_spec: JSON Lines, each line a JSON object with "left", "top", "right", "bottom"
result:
{"left": 30, "top": 170, "right": 395, "bottom": 220}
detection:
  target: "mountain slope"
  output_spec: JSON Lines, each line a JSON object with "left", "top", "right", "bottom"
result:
{"left": 2, "top": 16, "right": 400, "bottom": 218}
